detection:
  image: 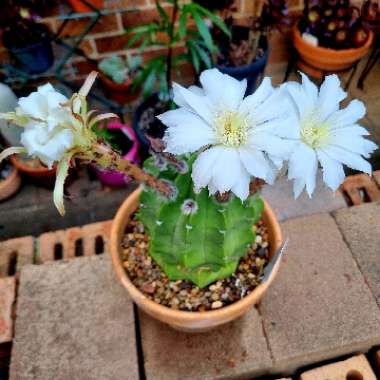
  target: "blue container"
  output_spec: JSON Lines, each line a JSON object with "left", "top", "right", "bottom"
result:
{"left": 217, "top": 47, "right": 269, "bottom": 95}
{"left": 10, "top": 39, "right": 54, "bottom": 74}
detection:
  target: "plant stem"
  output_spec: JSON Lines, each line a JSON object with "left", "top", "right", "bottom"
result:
{"left": 92, "top": 143, "right": 173, "bottom": 197}
{"left": 166, "top": 0, "right": 179, "bottom": 92}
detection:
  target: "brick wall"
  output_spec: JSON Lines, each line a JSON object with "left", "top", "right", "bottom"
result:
{"left": 0, "top": 0, "right": 345, "bottom": 82}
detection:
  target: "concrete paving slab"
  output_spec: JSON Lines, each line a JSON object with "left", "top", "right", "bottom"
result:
{"left": 139, "top": 308, "right": 272, "bottom": 380}
{"left": 261, "top": 172, "right": 346, "bottom": 222}
{"left": 0, "top": 277, "right": 15, "bottom": 344}
{"left": 259, "top": 213, "right": 380, "bottom": 375}
{"left": 333, "top": 202, "right": 380, "bottom": 306}
{"left": 10, "top": 255, "right": 139, "bottom": 380}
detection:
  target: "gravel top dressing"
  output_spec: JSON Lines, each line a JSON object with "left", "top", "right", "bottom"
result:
{"left": 121, "top": 215, "right": 270, "bottom": 312}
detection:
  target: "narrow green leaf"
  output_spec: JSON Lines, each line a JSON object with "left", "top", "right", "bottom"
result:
{"left": 191, "top": 9, "right": 215, "bottom": 53}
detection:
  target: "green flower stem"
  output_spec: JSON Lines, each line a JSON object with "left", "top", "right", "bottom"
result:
{"left": 92, "top": 143, "right": 173, "bottom": 197}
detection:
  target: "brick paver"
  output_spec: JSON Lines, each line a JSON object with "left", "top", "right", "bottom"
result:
{"left": 0, "top": 236, "right": 34, "bottom": 275}
{"left": 259, "top": 213, "right": 380, "bottom": 375}
{"left": 139, "top": 308, "right": 272, "bottom": 380}
{"left": 261, "top": 172, "right": 346, "bottom": 222}
{"left": 340, "top": 173, "right": 380, "bottom": 205}
{"left": 333, "top": 202, "right": 380, "bottom": 306}
{"left": 300, "top": 354, "right": 376, "bottom": 380}
{"left": 10, "top": 255, "right": 139, "bottom": 380}
{"left": 38, "top": 220, "right": 112, "bottom": 263}
{"left": 0, "top": 277, "right": 16, "bottom": 344}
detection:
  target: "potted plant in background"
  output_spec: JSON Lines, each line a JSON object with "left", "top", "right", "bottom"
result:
{"left": 198, "top": 0, "right": 289, "bottom": 94}
{"left": 0, "top": 69, "right": 377, "bottom": 332}
{"left": 0, "top": 148, "right": 21, "bottom": 202}
{"left": 91, "top": 121, "right": 140, "bottom": 187}
{"left": 98, "top": 55, "right": 143, "bottom": 105}
{"left": 293, "top": 0, "right": 374, "bottom": 77}
{"left": 0, "top": 1, "right": 54, "bottom": 74}
{"left": 126, "top": 0, "right": 231, "bottom": 154}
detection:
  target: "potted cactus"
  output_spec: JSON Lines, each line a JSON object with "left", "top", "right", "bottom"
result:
{"left": 0, "top": 68, "right": 377, "bottom": 332}
{"left": 98, "top": 55, "right": 142, "bottom": 105}
{"left": 293, "top": 0, "right": 374, "bottom": 77}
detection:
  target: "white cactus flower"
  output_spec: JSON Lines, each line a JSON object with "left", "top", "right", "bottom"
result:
{"left": 283, "top": 73, "right": 378, "bottom": 198}
{"left": 158, "top": 68, "right": 296, "bottom": 200}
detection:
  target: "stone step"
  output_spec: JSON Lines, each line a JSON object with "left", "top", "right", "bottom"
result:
{"left": 10, "top": 255, "right": 139, "bottom": 380}
{"left": 300, "top": 354, "right": 376, "bottom": 380}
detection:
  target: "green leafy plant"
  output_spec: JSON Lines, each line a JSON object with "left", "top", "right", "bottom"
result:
{"left": 126, "top": 0, "right": 231, "bottom": 99}
{"left": 98, "top": 55, "right": 142, "bottom": 84}
{"left": 137, "top": 155, "right": 264, "bottom": 288}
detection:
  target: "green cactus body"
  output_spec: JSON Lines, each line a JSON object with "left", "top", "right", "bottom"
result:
{"left": 137, "top": 155, "right": 264, "bottom": 288}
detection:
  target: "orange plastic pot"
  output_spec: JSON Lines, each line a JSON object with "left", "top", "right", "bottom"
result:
{"left": 0, "top": 164, "right": 21, "bottom": 202}
{"left": 67, "top": 0, "right": 103, "bottom": 13}
{"left": 99, "top": 75, "right": 140, "bottom": 105}
{"left": 293, "top": 27, "right": 373, "bottom": 76}
{"left": 10, "top": 155, "right": 56, "bottom": 179}
{"left": 110, "top": 187, "right": 283, "bottom": 333}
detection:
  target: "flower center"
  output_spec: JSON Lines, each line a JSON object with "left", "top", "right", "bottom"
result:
{"left": 300, "top": 113, "right": 331, "bottom": 149}
{"left": 215, "top": 111, "right": 248, "bottom": 147}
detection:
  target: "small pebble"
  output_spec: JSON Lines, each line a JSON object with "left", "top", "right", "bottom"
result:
{"left": 211, "top": 301, "right": 223, "bottom": 309}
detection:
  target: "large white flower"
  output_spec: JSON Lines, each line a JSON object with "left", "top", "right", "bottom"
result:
{"left": 158, "top": 68, "right": 296, "bottom": 200}
{"left": 283, "top": 73, "right": 378, "bottom": 198}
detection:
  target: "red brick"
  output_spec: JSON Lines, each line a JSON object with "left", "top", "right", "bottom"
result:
{"left": 122, "top": 6, "right": 173, "bottom": 29}
{"left": 58, "top": 14, "right": 119, "bottom": 38}
{"left": 37, "top": 220, "right": 112, "bottom": 263}
{"left": 79, "top": 39, "right": 95, "bottom": 57}
{"left": 104, "top": 0, "right": 147, "bottom": 8}
{"left": 300, "top": 355, "right": 376, "bottom": 380}
{"left": 268, "top": 30, "right": 292, "bottom": 64}
{"left": 340, "top": 173, "right": 380, "bottom": 205}
{"left": 95, "top": 33, "right": 130, "bottom": 53}
{"left": 0, "top": 277, "right": 16, "bottom": 344}
{"left": 0, "top": 237, "right": 34, "bottom": 276}
{"left": 72, "top": 59, "right": 99, "bottom": 76}
{"left": 373, "top": 170, "right": 380, "bottom": 188}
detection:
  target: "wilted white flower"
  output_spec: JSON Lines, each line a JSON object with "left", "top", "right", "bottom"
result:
{"left": 284, "top": 73, "right": 378, "bottom": 197}
{"left": 158, "top": 69, "right": 295, "bottom": 200}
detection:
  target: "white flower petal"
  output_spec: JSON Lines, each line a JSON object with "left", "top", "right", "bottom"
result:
{"left": 199, "top": 68, "right": 247, "bottom": 111}
{"left": 239, "top": 146, "right": 276, "bottom": 184}
{"left": 18, "top": 92, "right": 47, "bottom": 120}
{"left": 326, "top": 99, "right": 366, "bottom": 127}
{"left": 231, "top": 168, "right": 251, "bottom": 201}
{"left": 239, "top": 77, "right": 274, "bottom": 116}
{"left": 318, "top": 74, "right": 347, "bottom": 120}
{"left": 331, "top": 124, "right": 370, "bottom": 135}
{"left": 37, "top": 83, "right": 55, "bottom": 95}
{"left": 21, "top": 126, "right": 74, "bottom": 168}
{"left": 210, "top": 147, "right": 242, "bottom": 193}
{"left": 159, "top": 109, "right": 216, "bottom": 155}
{"left": 255, "top": 115, "right": 300, "bottom": 139}
{"left": 324, "top": 145, "right": 372, "bottom": 174}
{"left": 248, "top": 130, "right": 295, "bottom": 159}
{"left": 293, "top": 177, "right": 306, "bottom": 199}
{"left": 300, "top": 72, "right": 319, "bottom": 106}
{"left": 188, "top": 85, "right": 204, "bottom": 96}
{"left": 288, "top": 143, "right": 318, "bottom": 196}
{"left": 192, "top": 147, "right": 221, "bottom": 190}
{"left": 330, "top": 129, "right": 378, "bottom": 158}
{"left": 317, "top": 149, "right": 346, "bottom": 191}
{"left": 172, "top": 83, "right": 213, "bottom": 124}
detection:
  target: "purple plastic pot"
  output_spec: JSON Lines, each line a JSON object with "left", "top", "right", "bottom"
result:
{"left": 93, "top": 122, "right": 140, "bottom": 187}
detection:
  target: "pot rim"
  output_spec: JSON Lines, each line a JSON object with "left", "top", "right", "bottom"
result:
{"left": 110, "top": 187, "right": 283, "bottom": 321}
{"left": 293, "top": 26, "right": 374, "bottom": 55}
{"left": 10, "top": 155, "right": 56, "bottom": 175}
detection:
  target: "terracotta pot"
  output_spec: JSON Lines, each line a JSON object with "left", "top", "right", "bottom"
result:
{"left": 99, "top": 75, "right": 140, "bottom": 105}
{"left": 0, "top": 165, "right": 21, "bottom": 202}
{"left": 10, "top": 155, "right": 56, "bottom": 179}
{"left": 110, "top": 187, "right": 283, "bottom": 333}
{"left": 67, "top": 0, "right": 103, "bottom": 13}
{"left": 293, "top": 27, "right": 373, "bottom": 77}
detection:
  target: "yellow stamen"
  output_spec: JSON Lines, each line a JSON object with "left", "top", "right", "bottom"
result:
{"left": 215, "top": 111, "right": 248, "bottom": 147}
